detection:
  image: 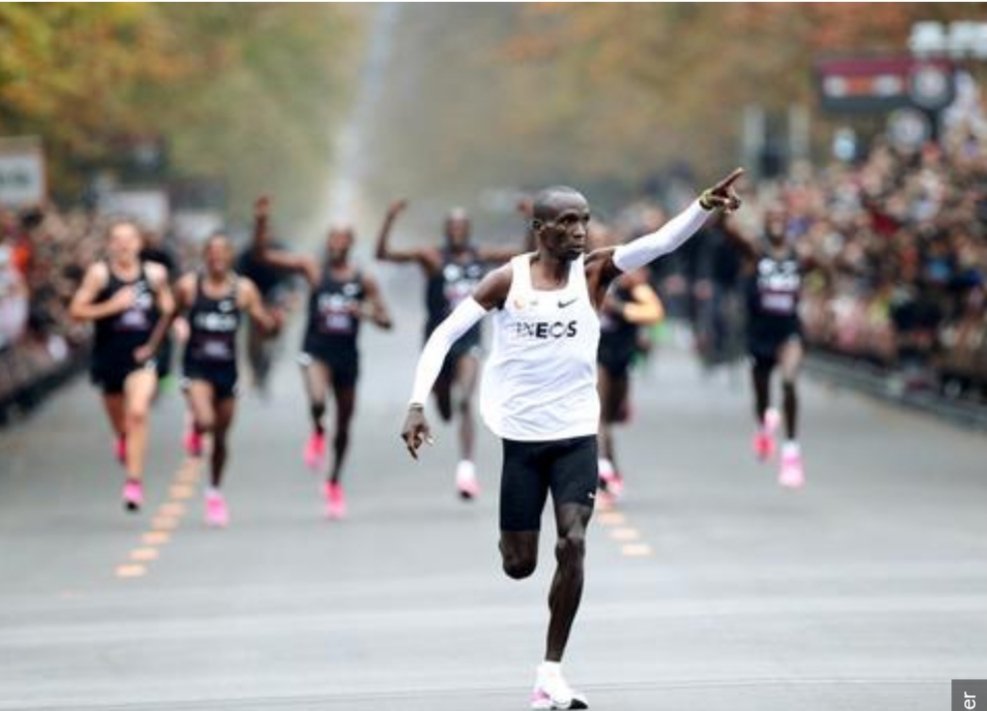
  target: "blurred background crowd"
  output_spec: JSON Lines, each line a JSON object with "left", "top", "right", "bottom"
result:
{"left": 2, "top": 4, "right": 987, "bottom": 422}
{"left": 0, "top": 206, "right": 103, "bottom": 418}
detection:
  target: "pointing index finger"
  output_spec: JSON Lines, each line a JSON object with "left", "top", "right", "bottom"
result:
{"left": 716, "top": 167, "right": 746, "bottom": 191}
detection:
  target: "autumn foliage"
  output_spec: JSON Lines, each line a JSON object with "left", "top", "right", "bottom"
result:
{"left": 0, "top": 4, "right": 361, "bottom": 220}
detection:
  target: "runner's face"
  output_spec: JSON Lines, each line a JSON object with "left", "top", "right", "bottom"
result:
{"left": 327, "top": 228, "right": 353, "bottom": 263}
{"left": 765, "top": 206, "right": 788, "bottom": 245}
{"left": 204, "top": 237, "right": 233, "bottom": 276}
{"left": 539, "top": 194, "right": 590, "bottom": 261}
{"left": 108, "top": 223, "right": 142, "bottom": 264}
{"left": 445, "top": 216, "right": 470, "bottom": 249}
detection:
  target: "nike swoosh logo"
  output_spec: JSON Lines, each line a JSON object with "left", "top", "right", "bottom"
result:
{"left": 558, "top": 298, "right": 578, "bottom": 308}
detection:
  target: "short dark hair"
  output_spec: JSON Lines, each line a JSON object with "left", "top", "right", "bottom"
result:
{"left": 532, "top": 186, "right": 585, "bottom": 222}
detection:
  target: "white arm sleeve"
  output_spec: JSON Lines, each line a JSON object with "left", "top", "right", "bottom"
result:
{"left": 612, "top": 200, "right": 711, "bottom": 273}
{"left": 409, "top": 297, "right": 489, "bottom": 405}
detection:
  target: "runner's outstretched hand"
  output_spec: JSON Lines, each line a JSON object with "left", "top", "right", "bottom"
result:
{"left": 401, "top": 405, "right": 433, "bottom": 460}
{"left": 699, "top": 168, "right": 745, "bottom": 212}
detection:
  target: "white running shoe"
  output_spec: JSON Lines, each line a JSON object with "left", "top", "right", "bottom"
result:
{"left": 778, "top": 441, "right": 805, "bottom": 489}
{"left": 530, "top": 663, "right": 588, "bottom": 710}
{"left": 455, "top": 460, "right": 480, "bottom": 500}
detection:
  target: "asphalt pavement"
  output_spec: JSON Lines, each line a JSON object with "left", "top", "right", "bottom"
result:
{"left": 1, "top": 295, "right": 985, "bottom": 711}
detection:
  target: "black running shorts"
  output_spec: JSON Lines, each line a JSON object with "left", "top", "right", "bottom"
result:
{"left": 90, "top": 358, "right": 157, "bottom": 395}
{"left": 182, "top": 364, "right": 239, "bottom": 400}
{"left": 298, "top": 349, "right": 359, "bottom": 389}
{"left": 500, "top": 435, "right": 598, "bottom": 532}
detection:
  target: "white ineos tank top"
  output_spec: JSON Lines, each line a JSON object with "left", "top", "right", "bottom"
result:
{"left": 480, "top": 253, "right": 601, "bottom": 441}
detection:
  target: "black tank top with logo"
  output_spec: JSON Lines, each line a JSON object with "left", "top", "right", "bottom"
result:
{"left": 184, "top": 275, "right": 241, "bottom": 370}
{"left": 746, "top": 247, "right": 802, "bottom": 338}
{"left": 303, "top": 267, "right": 365, "bottom": 355}
{"left": 424, "top": 247, "right": 485, "bottom": 348}
{"left": 599, "top": 283, "right": 639, "bottom": 359}
{"left": 93, "top": 262, "right": 159, "bottom": 367}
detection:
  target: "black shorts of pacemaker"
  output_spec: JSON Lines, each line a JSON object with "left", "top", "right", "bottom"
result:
{"left": 500, "top": 435, "right": 598, "bottom": 531}
{"left": 748, "top": 329, "right": 801, "bottom": 371}
{"left": 182, "top": 364, "right": 239, "bottom": 401}
{"left": 597, "top": 343, "right": 635, "bottom": 379}
{"left": 298, "top": 348, "right": 359, "bottom": 389}
{"left": 90, "top": 358, "right": 157, "bottom": 396}
{"left": 436, "top": 337, "right": 482, "bottom": 385}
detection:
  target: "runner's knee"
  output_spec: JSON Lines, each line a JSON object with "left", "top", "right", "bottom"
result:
{"left": 555, "top": 529, "right": 586, "bottom": 567}
{"left": 196, "top": 413, "right": 216, "bottom": 433}
{"left": 503, "top": 552, "right": 537, "bottom": 580}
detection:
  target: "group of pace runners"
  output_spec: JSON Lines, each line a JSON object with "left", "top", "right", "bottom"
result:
{"left": 70, "top": 167, "right": 821, "bottom": 709}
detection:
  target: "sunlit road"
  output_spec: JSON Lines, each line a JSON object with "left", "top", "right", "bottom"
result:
{"left": 2, "top": 287, "right": 985, "bottom": 711}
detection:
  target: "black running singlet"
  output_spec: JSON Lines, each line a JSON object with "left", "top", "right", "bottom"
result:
{"left": 599, "top": 284, "right": 639, "bottom": 351}
{"left": 747, "top": 248, "right": 802, "bottom": 337}
{"left": 184, "top": 275, "right": 241, "bottom": 367}
{"left": 303, "top": 267, "right": 365, "bottom": 355}
{"left": 425, "top": 247, "right": 485, "bottom": 346}
{"left": 92, "top": 263, "right": 160, "bottom": 367}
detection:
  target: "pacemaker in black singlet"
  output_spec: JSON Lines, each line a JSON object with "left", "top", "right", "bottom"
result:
{"left": 425, "top": 247, "right": 486, "bottom": 368}
{"left": 183, "top": 274, "right": 242, "bottom": 399}
{"left": 90, "top": 263, "right": 160, "bottom": 394}
{"left": 746, "top": 247, "right": 802, "bottom": 363}
{"left": 597, "top": 282, "right": 640, "bottom": 378}
{"left": 301, "top": 267, "right": 365, "bottom": 388}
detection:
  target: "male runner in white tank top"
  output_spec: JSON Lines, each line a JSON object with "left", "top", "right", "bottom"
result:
{"left": 402, "top": 169, "right": 744, "bottom": 710}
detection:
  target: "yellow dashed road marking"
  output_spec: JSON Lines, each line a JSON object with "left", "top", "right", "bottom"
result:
{"left": 115, "top": 459, "right": 197, "bottom": 580}
{"left": 142, "top": 531, "right": 170, "bottom": 545}
{"left": 151, "top": 515, "right": 179, "bottom": 530}
{"left": 169, "top": 484, "right": 195, "bottom": 500}
{"left": 115, "top": 564, "right": 147, "bottom": 578}
{"left": 158, "top": 502, "right": 186, "bottom": 517}
{"left": 621, "top": 543, "right": 653, "bottom": 557}
{"left": 596, "top": 511, "right": 627, "bottom": 526}
{"left": 610, "top": 527, "right": 641, "bottom": 542}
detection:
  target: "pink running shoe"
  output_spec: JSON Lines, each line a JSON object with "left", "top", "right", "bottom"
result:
{"left": 455, "top": 461, "right": 480, "bottom": 500}
{"left": 764, "top": 407, "right": 781, "bottom": 433}
{"left": 122, "top": 478, "right": 143, "bottom": 512}
{"left": 205, "top": 490, "right": 229, "bottom": 527}
{"left": 114, "top": 435, "right": 127, "bottom": 466}
{"left": 324, "top": 481, "right": 347, "bottom": 519}
{"left": 607, "top": 471, "right": 625, "bottom": 500}
{"left": 184, "top": 428, "right": 203, "bottom": 458}
{"left": 530, "top": 663, "right": 588, "bottom": 709}
{"left": 304, "top": 432, "right": 327, "bottom": 471}
{"left": 597, "top": 458, "right": 619, "bottom": 497}
{"left": 753, "top": 407, "right": 780, "bottom": 461}
{"left": 752, "top": 430, "right": 776, "bottom": 461}
{"left": 778, "top": 446, "right": 805, "bottom": 489}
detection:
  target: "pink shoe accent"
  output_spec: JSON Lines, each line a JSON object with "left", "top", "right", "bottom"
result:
{"left": 456, "top": 468, "right": 480, "bottom": 500}
{"left": 304, "top": 432, "right": 327, "bottom": 471}
{"left": 530, "top": 688, "right": 552, "bottom": 708}
{"left": 753, "top": 430, "right": 776, "bottom": 461}
{"left": 122, "top": 479, "right": 143, "bottom": 512}
{"left": 324, "top": 481, "right": 347, "bottom": 519}
{"left": 779, "top": 451, "right": 805, "bottom": 489}
{"left": 114, "top": 435, "right": 127, "bottom": 466}
{"left": 607, "top": 471, "right": 625, "bottom": 500}
{"left": 205, "top": 491, "right": 229, "bottom": 527}
{"left": 184, "top": 428, "right": 203, "bottom": 458}
{"left": 764, "top": 407, "right": 781, "bottom": 433}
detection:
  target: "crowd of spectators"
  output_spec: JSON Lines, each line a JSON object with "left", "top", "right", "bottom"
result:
{"left": 0, "top": 205, "right": 105, "bottom": 421}
{"left": 786, "top": 117, "right": 987, "bottom": 398}
{"left": 631, "top": 107, "right": 987, "bottom": 401}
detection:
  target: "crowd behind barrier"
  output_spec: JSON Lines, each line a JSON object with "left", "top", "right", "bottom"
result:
{"left": 4, "top": 112, "right": 987, "bottom": 424}
{"left": 0, "top": 205, "right": 107, "bottom": 423}
{"left": 778, "top": 119, "right": 986, "bottom": 400}
{"left": 639, "top": 118, "right": 987, "bottom": 403}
